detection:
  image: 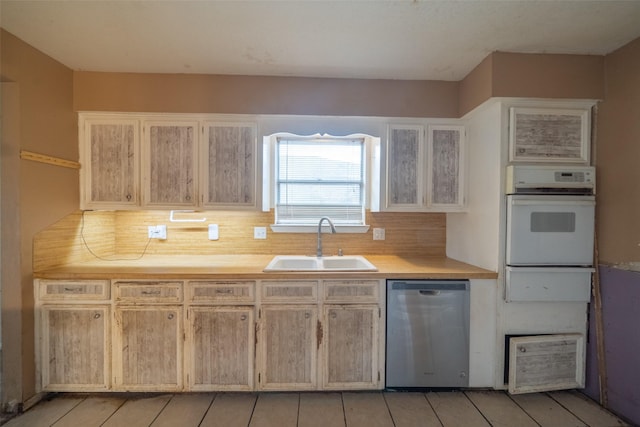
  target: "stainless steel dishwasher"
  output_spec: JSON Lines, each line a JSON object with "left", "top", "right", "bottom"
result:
{"left": 386, "top": 280, "right": 470, "bottom": 388}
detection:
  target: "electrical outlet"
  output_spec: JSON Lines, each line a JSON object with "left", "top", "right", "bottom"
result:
{"left": 148, "top": 225, "right": 167, "bottom": 239}
{"left": 373, "top": 228, "right": 385, "bottom": 240}
{"left": 254, "top": 226, "right": 267, "bottom": 239}
{"left": 208, "top": 224, "right": 219, "bottom": 240}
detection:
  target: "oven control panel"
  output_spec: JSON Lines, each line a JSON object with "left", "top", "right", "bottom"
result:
{"left": 506, "top": 165, "right": 595, "bottom": 194}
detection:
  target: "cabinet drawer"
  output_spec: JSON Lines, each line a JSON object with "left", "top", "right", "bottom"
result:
{"left": 323, "top": 280, "right": 380, "bottom": 303}
{"left": 188, "top": 281, "right": 255, "bottom": 304}
{"left": 505, "top": 267, "right": 593, "bottom": 302}
{"left": 114, "top": 281, "right": 183, "bottom": 303}
{"left": 38, "top": 280, "right": 110, "bottom": 301}
{"left": 261, "top": 281, "right": 318, "bottom": 303}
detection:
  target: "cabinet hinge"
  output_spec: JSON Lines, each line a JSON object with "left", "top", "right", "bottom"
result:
{"left": 258, "top": 308, "right": 261, "bottom": 319}
{"left": 378, "top": 371, "right": 381, "bottom": 382}
{"left": 258, "top": 373, "right": 261, "bottom": 384}
{"left": 378, "top": 307, "right": 381, "bottom": 318}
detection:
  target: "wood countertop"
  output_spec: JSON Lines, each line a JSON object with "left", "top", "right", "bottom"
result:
{"left": 34, "top": 255, "right": 497, "bottom": 280}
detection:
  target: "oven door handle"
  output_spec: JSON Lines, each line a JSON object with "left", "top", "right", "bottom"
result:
{"left": 509, "top": 199, "right": 595, "bottom": 206}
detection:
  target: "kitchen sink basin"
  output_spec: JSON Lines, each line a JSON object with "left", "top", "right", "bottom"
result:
{"left": 263, "top": 255, "right": 377, "bottom": 272}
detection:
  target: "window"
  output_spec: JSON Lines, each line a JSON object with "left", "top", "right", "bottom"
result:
{"left": 274, "top": 136, "right": 366, "bottom": 226}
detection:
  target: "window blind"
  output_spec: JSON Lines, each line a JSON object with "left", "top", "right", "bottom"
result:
{"left": 276, "top": 138, "right": 365, "bottom": 225}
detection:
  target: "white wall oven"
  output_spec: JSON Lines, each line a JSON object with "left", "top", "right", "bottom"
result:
{"left": 505, "top": 165, "right": 595, "bottom": 302}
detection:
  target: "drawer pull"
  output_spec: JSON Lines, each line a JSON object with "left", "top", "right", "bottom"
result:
{"left": 168, "top": 313, "right": 175, "bottom": 320}
{"left": 215, "top": 289, "right": 234, "bottom": 294}
{"left": 63, "top": 287, "right": 83, "bottom": 293}
{"left": 94, "top": 313, "right": 101, "bottom": 319}
{"left": 141, "top": 290, "right": 161, "bottom": 295}
{"left": 240, "top": 314, "right": 247, "bottom": 321}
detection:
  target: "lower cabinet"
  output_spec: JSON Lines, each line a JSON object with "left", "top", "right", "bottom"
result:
{"left": 323, "top": 305, "right": 379, "bottom": 389}
{"left": 258, "top": 305, "right": 318, "bottom": 390}
{"left": 40, "top": 305, "right": 110, "bottom": 391}
{"left": 187, "top": 306, "right": 255, "bottom": 391}
{"left": 113, "top": 306, "right": 183, "bottom": 391}
{"left": 35, "top": 278, "right": 384, "bottom": 392}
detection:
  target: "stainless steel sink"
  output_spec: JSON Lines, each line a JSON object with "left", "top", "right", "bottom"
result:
{"left": 263, "top": 255, "right": 377, "bottom": 272}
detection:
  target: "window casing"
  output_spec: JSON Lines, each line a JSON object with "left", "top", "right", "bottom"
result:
{"left": 274, "top": 136, "right": 366, "bottom": 226}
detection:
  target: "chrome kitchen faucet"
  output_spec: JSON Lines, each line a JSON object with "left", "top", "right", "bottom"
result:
{"left": 317, "top": 217, "right": 336, "bottom": 257}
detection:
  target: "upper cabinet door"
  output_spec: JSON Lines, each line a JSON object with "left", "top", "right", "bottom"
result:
{"left": 201, "top": 122, "right": 257, "bottom": 209}
{"left": 428, "top": 125, "right": 465, "bottom": 209}
{"left": 385, "top": 124, "right": 465, "bottom": 212}
{"left": 80, "top": 118, "right": 139, "bottom": 210}
{"left": 509, "top": 107, "right": 590, "bottom": 164}
{"left": 386, "top": 124, "right": 424, "bottom": 210}
{"left": 142, "top": 120, "right": 198, "bottom": 208}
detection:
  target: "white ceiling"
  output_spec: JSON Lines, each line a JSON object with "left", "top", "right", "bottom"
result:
{"left": 2, "top": 0, "right": 640, "bottom": 81}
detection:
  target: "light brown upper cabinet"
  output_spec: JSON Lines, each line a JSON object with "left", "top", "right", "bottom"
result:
{"left": 386, "top": 124, "right": 423, "bottom": 209}
{"left": 79, "top": 114, "right": 259, "bottom": 210}
{"left": 428, "top": 125, "right": 465, "bottom": 208}
{"left": 201, "top": 122, "right": 257, "bottom": 209}
{"left": 80, "top": 118, "right": 140, "bottom": 210}
{"left": 385, "top": 124, "right": 465, "bottom": 211}
{"left": 142, "top": 120, "right": 199, "bottom": 208}
{"left": 509, "top": 107, "right": 590, "bottom": 164}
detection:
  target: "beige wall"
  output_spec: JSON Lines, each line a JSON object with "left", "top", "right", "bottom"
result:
{"left": 458, "top": 55, "right": 494, "bottom": 117}
{"left": 459, "top": 52, "right": 604, "bottom": 116}
{"left": 1, "top": 29, "right": 78, "bottom": 405}
{"left": 596, "top": 37, "right": 640, "bottom": 264}
{"left": 73, "top": 72, "right": 460, "bottom": 118}
{"left": 76, "top": 54, "right": 605, "bottom": 119}
{"left": 491, "top": 52, "right": 604, "bottom": 100}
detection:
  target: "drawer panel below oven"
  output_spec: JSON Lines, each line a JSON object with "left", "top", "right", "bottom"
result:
{"left": 505, "top": 267, "right": 594, "bottom": 302}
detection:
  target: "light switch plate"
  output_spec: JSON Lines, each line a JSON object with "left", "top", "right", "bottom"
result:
{"left": 148, "top": 225, "right": 167, "bottom": 239}
{"left": 254, "top": 227, "right": 267, "bottom": 239}
{"left": 208, "top": 224, "right": 219, "bottom": 240}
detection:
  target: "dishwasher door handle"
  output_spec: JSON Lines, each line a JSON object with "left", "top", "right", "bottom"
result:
{"left": 419, "top": 290, "right": 441, "bottom": 296}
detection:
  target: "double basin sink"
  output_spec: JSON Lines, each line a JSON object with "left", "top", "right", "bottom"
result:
{"left": 264, "top": 255, "right": 377, "bottom": 272}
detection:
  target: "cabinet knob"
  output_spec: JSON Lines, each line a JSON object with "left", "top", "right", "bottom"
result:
{"left": 126, "top": 194, "right": 132, "bottom": 201}
{"left": 331, "top": 312, "right": 337, "bottom": 319}
{"left": 94, "top": 313, "right": 101, "bottom": 319}
{"left": 305, "top": 312, "right": 311, "bottom": 319}
{"left": 519, "top": 346, "right": 526, "bottom": 353}
{"left": 240, "top": 314, "right": 247, "bottom": 321}
{"left": 168, "top": 313, "right": 175, "bottom": 320}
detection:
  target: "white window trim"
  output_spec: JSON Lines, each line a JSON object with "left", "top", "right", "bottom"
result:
{"left": 269, "top": 224, "right": 370, "bottom": 233}
{"left": 263, "top": 132, "right": 379, "bottom": 233}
